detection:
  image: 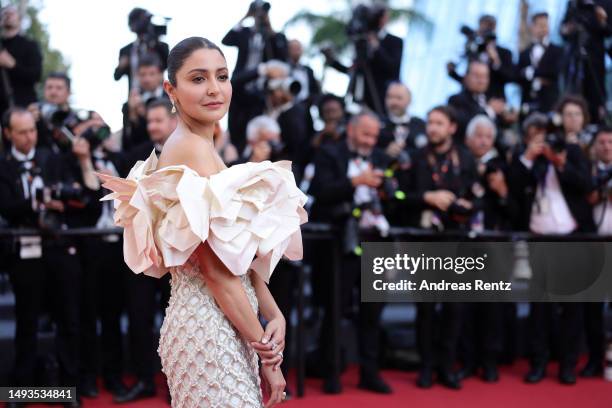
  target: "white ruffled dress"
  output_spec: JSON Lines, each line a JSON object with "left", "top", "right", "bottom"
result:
{"left": 98, "top": 151, "right": 308, "bottom": 408}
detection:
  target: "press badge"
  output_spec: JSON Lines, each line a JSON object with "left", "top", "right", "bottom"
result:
{"left": 19, "top": 236, "right": 42, "bottom": 259}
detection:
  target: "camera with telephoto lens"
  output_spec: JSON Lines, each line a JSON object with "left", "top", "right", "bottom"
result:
{"left": 18, "top": 163, "right": 84, "bottom": 229}
{"left": 266, "top": 76, "right": 302, "bottom": 96}
{"left": 40, "top": 104, "right": 111, "bottom": 151}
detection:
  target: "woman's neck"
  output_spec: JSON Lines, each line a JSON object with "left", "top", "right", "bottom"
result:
{"left": 178, "top": 116, "right": 215, "bottom": 145}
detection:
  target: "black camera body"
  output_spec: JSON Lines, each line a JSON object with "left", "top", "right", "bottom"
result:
{"left": 33, "top": 183, "right": 83, "bottom": 205}
{"left": 347, "top": 4, "right": 385, "bottom": 38}
{"left": 40, "top": 104, "right": 111, "bottom": 151}
{"left": 129, "top": 8, "right": 168, "bottom": 48}
{"left": 460, "top": 25, "right": 497, "bottom": 60}
{"left": 545, "top": 132, "right": 568, "bottom": 153}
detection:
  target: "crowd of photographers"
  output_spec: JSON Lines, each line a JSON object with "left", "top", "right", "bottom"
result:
{"left": 1, "top": 1, "right": 612, "bottom": 406}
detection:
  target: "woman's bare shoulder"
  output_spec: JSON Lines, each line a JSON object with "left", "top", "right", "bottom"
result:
{"left": 158, "top": 133, "right": 218, "bottom": 177}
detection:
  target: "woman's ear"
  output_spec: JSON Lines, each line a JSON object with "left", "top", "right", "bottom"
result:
{"left": 163, "top": 80, "right": 175, "bottom": 103}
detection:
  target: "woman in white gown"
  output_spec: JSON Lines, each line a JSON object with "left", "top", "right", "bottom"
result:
{"left": 97, "top": 37, "right": 308, "bottom": 407}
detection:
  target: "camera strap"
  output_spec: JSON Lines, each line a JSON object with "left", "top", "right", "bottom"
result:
{"left": 427, "top": 146, "right": 461, "bottom": 191}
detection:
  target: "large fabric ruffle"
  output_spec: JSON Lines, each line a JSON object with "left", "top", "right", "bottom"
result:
{"left": 97, "top": 150, "right": 308, "bottom": 282}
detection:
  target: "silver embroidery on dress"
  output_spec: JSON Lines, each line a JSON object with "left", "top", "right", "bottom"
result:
{"left": 158, "top": 253, "right": 263, "bottom": 408}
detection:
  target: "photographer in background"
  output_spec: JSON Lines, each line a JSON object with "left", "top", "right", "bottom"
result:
{"left": 561, "top": 0, "right": 612, "bottom": 123}
{"left": 222, "top": 0, "right": 288, "bottom": 75}
{"left": 448, "top": 61, "right": 495, "bottom": 143}
{"left": 312, "top": 93, "right": 347, "bottom": 148}
{"left": 408, "top": 106, "right": 479, "bottom": 390}
{"left": 237, "top": 115, "right": 283, "bottom": 164}
{"left": 517, "top": 12, "right": 564, "bottom": 116}
{"left": 28, "top": 72, "right": 71, "bottom": 149}
{"left": 459, "top": 115, "right": 515, "bottom": 383}
{"left": 324, "top": 4, "right": 403, "bottom": 115}
{"left": 465, "top": 115, "right": 515, "bottom": 231}
{"left": 0, "top": 108, "right": 83, "bottom": 407}
{"left": 378, "top": 82, "right": 427, "bottom": 159}
{"left": 288, "top": 39, "right": 321, "bottom": 107}
{"left": 29, "top": 73, "right": 111, "bottom": 200}
{"left": 448, "top": 14, "right": 515, "bottom": 100}
{"left": 265, "top": 68, "right": 311, "bottom": 176}
{"left": 556, "top": 94, "right": 596, "bottom": 149}
{"left": 510, "top": 111, "right": 594, "bottom": 234}
{"left": 309, "top": 111, "right": 393, "bottom": 395}
{"left": 509, "top": 112, "right": 593, "bottom": 385}
{"left": 226, "top": 58, "right": 288, "bottom": 154}
{"left": 0, "top": 5, "right": 42, "bottom": 117}
{"left": 114, "top": 7, "right": 169, "bottom": 92}
{"left": 121, "top": 54, "right": 166, "bottom": 151}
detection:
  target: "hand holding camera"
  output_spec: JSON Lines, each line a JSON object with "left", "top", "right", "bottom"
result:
{"left": 524, "top": 137, "right": 546, "bottom": 161}
{"left": 351, "top": 166, "right": 384, "bottom": 188}
{"left": 542, "top": 144, "right": 567, "bottom": 169}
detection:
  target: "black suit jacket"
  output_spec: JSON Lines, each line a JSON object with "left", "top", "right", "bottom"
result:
{"left": 398, "top": 144, "right": 481, "bottom": 229}
{"left": 378, "top": 116, "right": 427, "bottom": 151}
{"left": 309, "top": 141, "right": 391, "bottom": 223}
{"left": 447, "top": 89, "right": 489, "bottom": 144}
{"left": 508, "top": 144, "right": 595, "bottom": 232}
{"left": 113, "top": 41, "right": 169, "bottom": 89}
{"left": 0, "top": 34, "right": 42, "bottom": 114}
{"left": 477, "top": 155, "right": 518, "bottom": 230}
{"left": 329, "top": 32, "right": 403, "bottom": 114}
{"left": 487, "top": 45, "right": 515, "bottom": 99}
{"left": 222, "top": 26, "right": 288, "bottom": 74}
{"left": 291, "top": 63, "right": 321, "bottom": 106}
{"left": 517, "top": 42, "right": 563, "bottom": 113}
{"left": 121, "top": 92, "right": 168, "bottom": 151}
{"left": 0, "top": 148, "right": 61, "bottom": 228}
{"left": 449, "top": 45, "right": 515, "bottom": 100}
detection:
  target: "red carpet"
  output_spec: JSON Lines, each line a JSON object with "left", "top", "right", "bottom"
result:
{"left": 23, "top": 360, "right": 612, "bottom": 407}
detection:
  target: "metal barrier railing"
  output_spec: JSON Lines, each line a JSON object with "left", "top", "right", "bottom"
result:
{"left": 1, "top": 223, "right": 611, "bottom": 397}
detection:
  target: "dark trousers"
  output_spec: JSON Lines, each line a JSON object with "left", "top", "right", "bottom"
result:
{"left": 126, "top": 270, "right": 170, "bottom": 382}
{"left": 79, "top": 237, "right": 126, "bottom": 380}
{"left": 319, "top": 254, "right": 385, "bottom": 376}
{"left": 417, "top": 302, "right": 463, "bottom": 371}
{"left": 267, "top": 260, "right": 299, "bottom": 378}
{"left": 459, "top": 302, "right": 503, "bottom": 367}
{"left": 528, "top": 302, "right": 582, "bottom": 369}
{"left": 9, "top": 245, "right": 81, "bottom": 387}
{"left": 582, "top": 302, "right": 605, "bottom": 364}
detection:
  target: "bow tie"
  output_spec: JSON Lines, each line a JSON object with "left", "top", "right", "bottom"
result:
{"left": 350, "top": 151, "right": 371, "bottom": 162}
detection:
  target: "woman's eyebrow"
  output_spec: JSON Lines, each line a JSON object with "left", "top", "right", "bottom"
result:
{"left": 187, "top": 67, "right": 228, "bottom": 74}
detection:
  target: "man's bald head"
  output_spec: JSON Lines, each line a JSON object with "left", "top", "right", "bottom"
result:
{"left": 385, "top": 82, "right": 412, "bottom": 118}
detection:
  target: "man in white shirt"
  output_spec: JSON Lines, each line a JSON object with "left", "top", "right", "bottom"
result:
{"left": 509, "top": 112, "right": 594, "bottom": 386}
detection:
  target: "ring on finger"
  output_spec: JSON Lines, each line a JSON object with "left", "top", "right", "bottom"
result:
{"left": 277, "top": 351, "right": 283, "bottom": 358}
{"left": 269, "top": 340, "right": 278, "bottom": 350}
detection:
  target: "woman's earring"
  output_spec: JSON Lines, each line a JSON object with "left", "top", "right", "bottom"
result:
{"left": 171, "top": 100, "right": 176, "bottom": 114}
